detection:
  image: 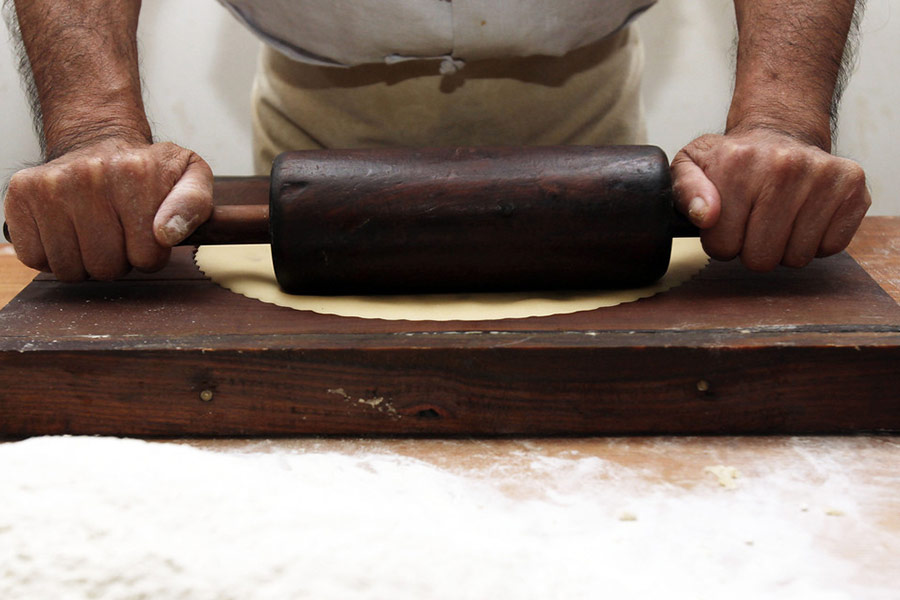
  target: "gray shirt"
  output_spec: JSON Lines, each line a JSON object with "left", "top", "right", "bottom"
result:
{"left": 218, "top": 0, "right": 654, "bottom": 72}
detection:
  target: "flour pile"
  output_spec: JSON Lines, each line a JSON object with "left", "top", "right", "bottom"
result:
{"left": 0, "top": 437, "right": 880, "bottom": 599}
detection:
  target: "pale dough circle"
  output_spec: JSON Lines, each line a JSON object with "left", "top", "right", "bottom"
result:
{"left": 194, "top": 239, "right": 708, "bottom": 321}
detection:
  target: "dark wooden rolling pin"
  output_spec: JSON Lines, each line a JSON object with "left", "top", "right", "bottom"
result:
{"left": 5, "top": 146, "right": 699, "bottom": 294}
{"left": 187, "top": 145, "right": 698, "bottom": 294}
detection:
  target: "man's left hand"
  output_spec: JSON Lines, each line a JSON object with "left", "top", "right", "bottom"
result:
{"left": 670, "top": 129, "right": 871, "bottom": 271}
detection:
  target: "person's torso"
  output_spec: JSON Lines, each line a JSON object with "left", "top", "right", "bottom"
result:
{"left": 218, "top": 0, "right": 655, "bottom": 71}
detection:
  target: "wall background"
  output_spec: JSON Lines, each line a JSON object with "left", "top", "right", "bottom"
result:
{"left": 1, "top": 0, "right": 897, "bottom": 220}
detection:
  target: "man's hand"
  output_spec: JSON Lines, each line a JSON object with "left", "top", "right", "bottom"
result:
{"left": 3, "top": 0, "right": 215, "bottom": 281}
{"left": 672, "top": 0, "right": 869, "bottom": 271}
{"left": 671, "top": 129, "right": 870, "bottom": 271}
{"left": 4, "top": 139, "right": 213, "bottom": 281}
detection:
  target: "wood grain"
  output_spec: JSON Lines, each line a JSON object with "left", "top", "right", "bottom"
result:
{"left": 848, "top": 216, "right": 900, "bottom": 303}
{"left": 1, "top": 212, "right": 898, "bottom": 437}
{"left": 0, "top": 246, "right": 37, "bottom": 309}
{"left": 268, "top": 146, "right": 678, "bottom": 293}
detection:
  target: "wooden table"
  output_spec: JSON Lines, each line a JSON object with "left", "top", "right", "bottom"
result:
{"left": 1, "top": 222, "right": 898, "bottom": 595}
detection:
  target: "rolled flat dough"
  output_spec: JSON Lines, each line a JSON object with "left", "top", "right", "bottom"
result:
{"left": 194, "top": 238, "right": 708, "bottom": 321}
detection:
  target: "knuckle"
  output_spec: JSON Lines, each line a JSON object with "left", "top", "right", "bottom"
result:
{"left": 810, "top": 152, "right": 832, "bottom": 173}
{"left": 82, "top": 156, "right": 107, "bottom": 185}
{"left": 768, "top": 148, "right": 806, "bottom": 179}
{"left": 112, "top": 152, "right": 151, "bottom": 179}
{"left": 837, "top": 166, "right": 870, "bottom": 210}
{"left": 670, "top": 151, "right": 690, "bottom": 170}
{"left": 62, "top": 160, "right": 100, "bottom": 187}
{"left": 723, "top": 140, "right": 754, "bottom": 165}
{"left": 845, "top": 164, "right": 867, "bottom": 193}
{"left": 688, "top": 134, "right": 722, "bottom": 154}
{"left": 826, "top": 157, "right": 864, "bottom": 186}
{"left": 42, "top": 164, "right": 83, "bottom": 195}
{"left": 39, "top": 166, "right": 64, "bottom": 193}
{"left": 847, "top": 188, "right": 872, "bottom": 212}
{"left": 127, "top": 155, "right": 151, "bottom": 177}
{"left": 5, "top": 181, "right": 27, "bottom": 211}
{"left": 671, "top": 178, "right": 691, "bottom": 202}
{"left": 770, "top": 146, "right": 793, "bottom": 164}
{"left": 6, "top": 171, "right": 30, "bottom": 197}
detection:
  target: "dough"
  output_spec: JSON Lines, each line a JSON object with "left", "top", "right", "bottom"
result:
{"left": 194, "top": 238, "right": 708, "bottom": 321}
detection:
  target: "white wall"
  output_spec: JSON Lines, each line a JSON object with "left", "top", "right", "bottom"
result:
{"left": 2, "top": 0, "right": 898, "bottom": 221}
{"left": 639, "top": 0, "right": 900, "bottom": 216}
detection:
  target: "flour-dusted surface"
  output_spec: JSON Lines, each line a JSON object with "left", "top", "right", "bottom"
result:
{"left": 1, "top": 436, "right": 898, "bottom": 599}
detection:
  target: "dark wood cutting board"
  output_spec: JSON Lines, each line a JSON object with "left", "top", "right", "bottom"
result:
{"left": 1, "top": 182, "right": 897, "bottom": 436}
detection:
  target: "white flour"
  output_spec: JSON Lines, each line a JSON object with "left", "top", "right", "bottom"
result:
{"left": 0, "top": 436, "right": 891, "bottom": 599}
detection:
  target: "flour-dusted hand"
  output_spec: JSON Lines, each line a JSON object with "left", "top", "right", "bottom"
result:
{"left": 671, "top": 129, "right": 870, "bottom": 271}
{"left": 4, "top": 140, "right": 213, "bottom": 281}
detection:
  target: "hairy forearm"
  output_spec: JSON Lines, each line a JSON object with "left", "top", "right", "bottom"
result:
{"left": 10, "top": 0, "right": 150, "bottom": 160}
{"left": 727, "top": 0, "right": 863, "bottom": 151}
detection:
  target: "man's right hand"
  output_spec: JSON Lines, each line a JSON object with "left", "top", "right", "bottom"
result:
{"left": 4, "top": 139, "right": 213, "bottom": 282}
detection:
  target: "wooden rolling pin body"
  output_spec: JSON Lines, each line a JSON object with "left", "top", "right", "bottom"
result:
{"left": 179, "top": 145, "right": 698, "bottom": 294}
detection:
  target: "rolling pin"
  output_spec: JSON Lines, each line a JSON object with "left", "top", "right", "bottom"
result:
{"left": 6, "top": 146, "right": 699, "bottom": 294}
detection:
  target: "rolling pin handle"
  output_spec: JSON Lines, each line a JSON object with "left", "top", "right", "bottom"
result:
{"left": 670, "top": 208, "right": 701, "bottom": 238}
{"left": 179, "top": 204, "right": 270, "bottom": 246}
{"left": 5, "top": 209, "right": 271, "bottom": 247}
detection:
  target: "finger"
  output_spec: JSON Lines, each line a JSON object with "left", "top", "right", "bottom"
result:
{"left": 818, "top": 179, "right": 871, "bottom": 258}
{"left": 33, "top": 208, "right": 87, "bottom": 282}
{"left": 153, "top": 154, "right": 214, "bottom": 247}
{"left": 698, "top": 155, "right": 754, "bottom": 262}
{"left": 7, "top": 213, "right": 50, "bottom": 272}
{"left": 782, "top": 170, "right": 844, "bottom": 268}
{"left": 25, "top": 169, "right": 86, "bottom": 281}
{"left": 740, "top": 154, "right": 815, "bottom": 272}
{"left": 671, "top": 149, "right": 722, "bottom": 229}
{"left": 72, "top": 191, "right": 130, "bottom": 281}
{"left": 111, "top": 154, "right": 170, "bottom": 272}
{"left": 4, "top": 177, "right": 49, "bottom": 271}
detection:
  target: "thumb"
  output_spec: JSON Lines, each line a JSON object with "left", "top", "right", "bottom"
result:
{"left": 153, "top": 154, "right": 214, "bottom": 247}
{"left": 671, "top": 147, "right": 722, "bottom": 229}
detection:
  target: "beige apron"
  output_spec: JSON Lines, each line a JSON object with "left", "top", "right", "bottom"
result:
{"left": 251, "top": 25, "right": 646, "bottom": 175}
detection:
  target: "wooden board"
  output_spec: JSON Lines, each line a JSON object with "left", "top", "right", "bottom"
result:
{"left": 1, "top": 181, "right": 898, "bottom": 436}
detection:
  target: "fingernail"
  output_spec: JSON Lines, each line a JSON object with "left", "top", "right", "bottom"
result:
{"left": 687, "top": 196, "right": 709, "bottom": 222}
{"left": 160, "top": 215, "right": 191, "bottom": 246}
